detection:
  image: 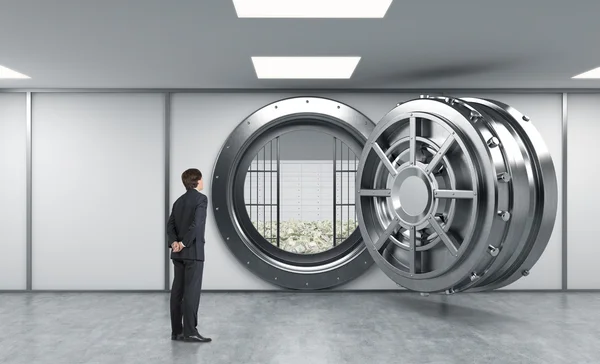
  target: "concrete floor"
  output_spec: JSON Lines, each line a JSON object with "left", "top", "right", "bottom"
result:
{"left": 0, "top": 292, "right": 599, "bottom": 364}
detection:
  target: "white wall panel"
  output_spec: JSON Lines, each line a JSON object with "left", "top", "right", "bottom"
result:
{"left": 170, "top": 93, "right": 416, "bottom": 290}
{"left": 172, "top": 92, "right": 562, "bottom": 291}
{"left": 32, "top": 93, "right": 165, "bottom": 290}
{"left": 0, "top": 90, "right": 568, "bottom": 291}
{"left": 567, "top": 94, "right": 600, "bottom": 289}
{"left": 0, "top": 93, "right": 27, "bottom": 289}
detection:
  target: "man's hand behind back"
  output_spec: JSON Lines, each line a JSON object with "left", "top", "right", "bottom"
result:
{"left": 171, "top": 242, "right": 184, "bottom": 253}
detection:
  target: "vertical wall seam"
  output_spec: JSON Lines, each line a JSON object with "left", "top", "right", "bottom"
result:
{"left": 562, "top": 93, "right": 568, "bottom": 291}
{"left": 26, "top": 92, "right": 32, "bottom": 290}
{"left": 164, "top": 93, "right": 171, "bottom": 291}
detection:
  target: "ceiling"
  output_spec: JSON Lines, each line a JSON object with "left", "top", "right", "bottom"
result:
{"left": 1, "top": 0, "right": 600, "bottom": 89}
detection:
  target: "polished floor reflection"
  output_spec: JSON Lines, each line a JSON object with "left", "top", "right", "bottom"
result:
{"left": 0, "top": 291, "right": 597, "bottom": 364}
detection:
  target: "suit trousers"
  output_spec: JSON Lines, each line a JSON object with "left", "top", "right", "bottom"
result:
{"left": 170, "top": 259, "right": 204, "bottom": 337}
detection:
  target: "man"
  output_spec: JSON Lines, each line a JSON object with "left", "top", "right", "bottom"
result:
{"left": 167, "top": 168, "right": 211, "bottom": 343}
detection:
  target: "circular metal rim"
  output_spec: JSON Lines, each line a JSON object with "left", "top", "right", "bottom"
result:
{"left": 212, "top": 96, "right": 376, "bottom": 290}
{"left": 356, "top": 98, "right": 499, "bottom": 293}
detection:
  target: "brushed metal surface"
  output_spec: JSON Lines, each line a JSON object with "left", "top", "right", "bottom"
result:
{"left": 356, "top": 96, "right": 558, "bottom": 293}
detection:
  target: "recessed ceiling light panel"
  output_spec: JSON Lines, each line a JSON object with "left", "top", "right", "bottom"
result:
{"left": 572, "top": 66, "right": 600, "bottom": 79}
{"left": 233, "top": 0, "right": 393, "bottom": 18}
{"left": 0, "top": 65, "right": 30, "bottom": 79}
{"left": 251, "top": 57, "right": 360, "bottom": 79}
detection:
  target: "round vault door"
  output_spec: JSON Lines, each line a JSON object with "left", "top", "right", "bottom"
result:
{"left": 214, "top": 95, "right": 558, "bottom": 292}
{"left": 212, "top": 97, "right": 376, "bottom": 290}
{"left": 356, "top": 96, "right": 558, "bottom": 293}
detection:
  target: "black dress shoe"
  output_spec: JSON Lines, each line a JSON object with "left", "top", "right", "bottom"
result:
{"left": 171, "top": 334, "right": 184, "bottom": 341}
{"left": 183, "top": 334, "right": 212, "bottom": 343}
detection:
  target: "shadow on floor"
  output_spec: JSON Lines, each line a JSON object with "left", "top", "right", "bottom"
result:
{"left": 383, "top": 293, "right": 521, "bottom": 325}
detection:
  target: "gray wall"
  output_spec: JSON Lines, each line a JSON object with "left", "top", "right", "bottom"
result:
{"left": 0, "top": 90, "right": 579, "bottom": 290}
{"left": 567, "top": 94, "right": 600, "bottom": 289}
{"left": 0, "top": 93, "right": 27, "bottom": 290}
{"left": 31, "top": 93, "right": 165, "bottom": 289}
{"left": 170, "top": 92, "right": 563, "bottom": 290}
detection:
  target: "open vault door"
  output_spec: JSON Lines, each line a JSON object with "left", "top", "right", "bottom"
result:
{"left": 212, "top": 96, "right": 557, "bottom": 292}
{"left": 355, "top": 95, "right": 557, "bottom": 293}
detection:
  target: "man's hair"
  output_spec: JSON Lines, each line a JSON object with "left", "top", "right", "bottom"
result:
{"left": 182, "top": 168, "right": 202, "bottom": 190}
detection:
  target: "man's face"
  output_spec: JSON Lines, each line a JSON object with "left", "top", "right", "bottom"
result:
{"left": 197, "top": 178, "right": 204, "bottom": 191}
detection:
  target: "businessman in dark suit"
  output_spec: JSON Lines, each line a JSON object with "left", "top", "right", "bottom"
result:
{"left": 167, "top": 168, "right": 211, "bottom": 343}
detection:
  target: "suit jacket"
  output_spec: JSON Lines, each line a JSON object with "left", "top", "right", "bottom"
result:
{"left": 167, "top": 189, "right": 208, "bottom": 261}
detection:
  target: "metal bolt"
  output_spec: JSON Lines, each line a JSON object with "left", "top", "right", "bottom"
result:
{"left": 522, "top": 269, "right": 530, "bottom": 276}
{"left": 226, "top": 237, "right": 229, "bottom": 240}
{"left": 497, "top": 172, "right": 511, "bottom": 183}
{"left": 247, "top": 261, "right": 250, "bottom": 264}
{"left": 469, "top": 110, "right": 482, "bottom": 122}
{"left": 498, "top": 210, "right": 511, "bottom": 221}
{"left": 226, "top": 145, "right": 230, "bottom": 148}
{"left": 470, "top": 273, "right": 480, "bottom": 281}
{"left": 337, "top": 277, "right": 340, "bottom": 280}
{"left": 445, "top": 288, "right": 455, "bottom": 295}
{"left": 487, "top": 136, "right": 500, "bottom": 148}
{"left": 306, "top": 100, "right": 309, "bottom": 103}
{"left": 216, "top": 176, "right": 219, "bottom": 179}
{"left": 275, "top": 105, "right": 278, "bottom": 109}
{"left": 275, "top": 277, "right": 278, "bottom": 280}
{"left": 337, "top": 105, "right": 340, "bottom": 109}
{"left": 419, "top": 95, "right": 426, "bottom": 99}
{"left": 216, "top": 207, "right": 219, "bottom": 211}
{"left": 247, "top": 121, "right": 250, "bottom": 125}
{"left": 522, "top": 115, "right": 530, "bottom": 122}
{"left": 420, "top": 292, "right": 430, "bottom": 297}
{"left": 488, "top": 245, "right": 500, "bottom": 257}
{"left": 306, "top": 283, "right": 309, "bottom": 286}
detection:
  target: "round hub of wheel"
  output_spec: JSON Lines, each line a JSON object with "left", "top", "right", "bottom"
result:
{"left": 356, "top": 96, "right": 558, "bottom": 293}
{"left": 398, "top": 174, "right": 429, "bottom": 216}
{"left": 392, "top": 166, "right": 435, "bottom": 225}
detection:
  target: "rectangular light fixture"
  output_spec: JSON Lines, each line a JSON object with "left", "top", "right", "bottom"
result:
{"left": 251, "top": 57, "right": 360, "bottom": 79}
{"left": 233, "top": 0, "right": 393, "bottom": 18}
{"left": 0, "top": 65, "right": 30, "bottom": 79}
{"left": 572, "top": 66, "right": 600, "bottom": 79}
